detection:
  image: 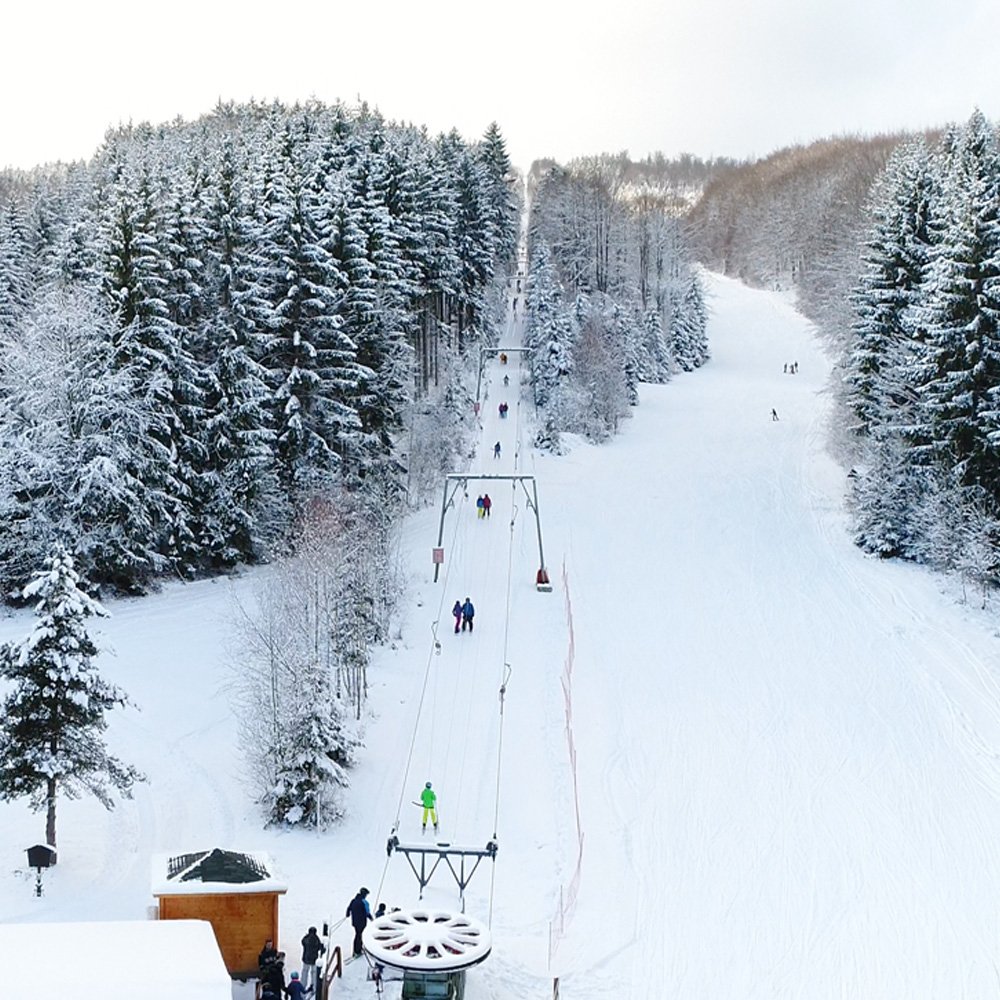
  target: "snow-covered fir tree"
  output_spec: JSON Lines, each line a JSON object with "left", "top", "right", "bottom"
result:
{"left": 0, "top": 545, "right": 142, "bottom": 852}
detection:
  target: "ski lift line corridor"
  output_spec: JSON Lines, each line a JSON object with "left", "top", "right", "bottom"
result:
{"left": 380, "top": 278, "right": 532, "bottom": 918}
{"left": 385, "top": 490, "right": 522, "bottom": 911}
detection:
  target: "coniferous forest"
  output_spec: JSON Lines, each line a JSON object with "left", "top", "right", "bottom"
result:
{"left": 845, "top": 112, "right": 1000, "bottom": 592}
{"left": 0, "top": 101, "right": 519, "bottom": 599}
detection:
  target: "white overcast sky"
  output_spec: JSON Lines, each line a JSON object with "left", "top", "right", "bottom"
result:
{"left": 3, "top": 0, "right": 999, "bottom": 172}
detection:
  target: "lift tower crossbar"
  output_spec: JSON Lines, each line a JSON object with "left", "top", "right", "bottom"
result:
{"left": 385, "top": 836, "right": 499, "bottom": 911}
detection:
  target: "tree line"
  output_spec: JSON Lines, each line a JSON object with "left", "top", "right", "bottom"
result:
{"left": 687, "top": 132, "right": 913, "bottom": 342}
{"left": 524, "top": 154, "right": 708, "bottom": 450}
{"left": 845, "top": 111, "right": 1000, "bottom": 598}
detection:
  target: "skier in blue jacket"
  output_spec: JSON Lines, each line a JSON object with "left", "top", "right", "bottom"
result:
{"left": 461, "top": 598, "right": 475, "bottom": 632}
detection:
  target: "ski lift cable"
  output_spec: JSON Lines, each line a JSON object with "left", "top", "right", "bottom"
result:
{"left": 432, "top": 487, "right": 479, "bottom": 790}
{"left": 482, "top": 489, "right": 519, "bottom": 928}
{"left": 391, "top": 491, "right": 466, "bottom": 832}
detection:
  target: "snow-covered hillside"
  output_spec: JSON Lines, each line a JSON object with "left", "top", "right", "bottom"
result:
{"left": 5, "top": 272, "right": 1000, "bottom": 999}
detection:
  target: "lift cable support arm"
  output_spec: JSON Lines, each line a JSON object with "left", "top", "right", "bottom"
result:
{"left": 385, "top": 836, "right": 499, "bottom": 911}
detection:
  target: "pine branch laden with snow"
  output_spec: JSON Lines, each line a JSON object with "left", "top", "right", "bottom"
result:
{"left": 0, "top": 544, "right": 143, "bottom": 851}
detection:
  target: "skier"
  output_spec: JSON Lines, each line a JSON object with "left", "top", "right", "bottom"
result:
{"left": 452, "top": 599, "right": 463, "bottom": 634}
{"left": 500, "top": 353, "right": 507, "bottom": 365}
{"left": 420, "top": 781, "right": 439, "bottom": 834}
{"left": 461, "top": 597, "right": 475, "bottom": 632}
{"left": 494, "top": 441, "right": 501, "bottom": 459}
{"left": 346, "top": 887, "right": 372, "bottom": 958}
{"left": 476, "top": 495, "right": 485, "bottom": 519}
{"left": 503, "top": 374, "right": 509, "bottom": 387}
{"left": 771, "top": 408, "right": 779, "bottom": 421}
{"left": 482, "top": 494, "right": 492, "bottom": 518}
{"left": 783, "top": 363, "right": 787, "bottom": 373}
{"left": 299, "top": 926, "right": 325, "bottom": 993}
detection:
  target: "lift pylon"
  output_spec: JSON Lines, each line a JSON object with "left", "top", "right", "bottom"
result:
{"left": 433, "top": 473, "right": 549, "bottom": 588}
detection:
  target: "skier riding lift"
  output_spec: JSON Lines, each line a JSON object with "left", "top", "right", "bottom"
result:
{"left": 421, "top": 781, "right": 438, "bottom": 834}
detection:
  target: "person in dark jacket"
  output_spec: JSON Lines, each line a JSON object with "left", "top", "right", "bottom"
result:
{"left": 259, "top": 939, "right": 280, "bottom": 973}
{"left": 482, "top": 494, "right": 492, "bottom": 518}
{"left": 461, "top": 598, "right": 475, "bottom": 632}
{"left": 346, "top": 887, "right": 372, "bottom": 958}
{"left": 263, "top": 958, "right": 286, "bottom": 997}
{"left": 452, "top": 600, "right": 463, "bottom": 634}
{"left": 300, "top": 926, "right": 325, "bottom": 992}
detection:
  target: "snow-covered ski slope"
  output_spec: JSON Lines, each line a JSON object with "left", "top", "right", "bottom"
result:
{"left": 6, "top": 272, "right": 1000, "bottom": 998}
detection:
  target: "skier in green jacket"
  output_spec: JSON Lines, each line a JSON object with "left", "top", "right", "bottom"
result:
{"left": 420, "top": 782, "right": 438, "bottom": 834}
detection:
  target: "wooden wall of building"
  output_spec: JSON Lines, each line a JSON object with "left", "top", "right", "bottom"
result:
{"left": 157, "top": 891, "right": 281, "bottom": 976}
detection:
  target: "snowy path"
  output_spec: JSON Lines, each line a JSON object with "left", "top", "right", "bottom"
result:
{"left": 7, "top": 272, "right": 1000, "bottom": 999}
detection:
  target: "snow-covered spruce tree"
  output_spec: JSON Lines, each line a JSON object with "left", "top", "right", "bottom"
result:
{"left": 258, "top": 131, "right": 366, "bottom": 502}
{"left": 845, "top": 139, "right": 935, "bottom": 438}
{"left": 606, "top": 299, "right": 642, "bottom": 406}
{"left": 911, "top": 112, "right": 1000, "bottom": 506}
{"left": 669, "top": 272, "right": 710, "bottom": 372}
{"left": 0, "top": 545, "right": 142, "bottom": 853}
{"left": 641, "top": 307, "right": 673, "bottom": 382}
{"left": 524, "top": 241, "right": 574, "bottom": 411}
{"left": 477, "top": 122, "right": 519, "bottom": 269}
{"left": 0, "top": 285, "right": 163, "bottom": 593}
{"left": 268, "top": 680, "right": 354, "bottom": 827}
{"left": 0, "top": 195, "right": 35, "bottom": 338}
{"left": 198, "top": 137, "right": 283, "bottom": 564}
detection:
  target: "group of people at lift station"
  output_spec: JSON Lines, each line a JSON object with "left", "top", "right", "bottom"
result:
{"left": 257, "top": 926, "right": 325, "bottom": 999}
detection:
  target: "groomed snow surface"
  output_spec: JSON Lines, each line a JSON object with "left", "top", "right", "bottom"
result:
{"left": 5, "top": 272, "right": 1000, "bottom": 998}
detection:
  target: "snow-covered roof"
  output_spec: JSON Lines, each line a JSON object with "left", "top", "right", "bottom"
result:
{"left": 151, "top": 848, "right": 287, "bottom": 896}
{"left": 1, "top": 919, "right": 231, "bottom": 1000}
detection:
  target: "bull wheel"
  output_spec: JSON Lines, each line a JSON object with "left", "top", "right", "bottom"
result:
{"left": 362, "top": 909, "right": 492, "bottom": 972}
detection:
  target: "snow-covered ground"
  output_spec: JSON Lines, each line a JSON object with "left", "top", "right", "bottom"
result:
{"left": 5, "top": 272, "right": 1000, "bottom": 998}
